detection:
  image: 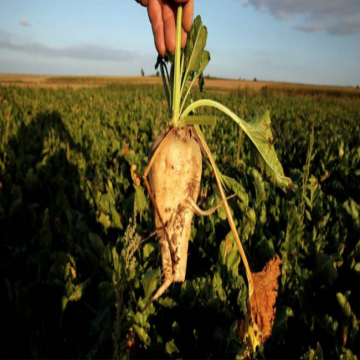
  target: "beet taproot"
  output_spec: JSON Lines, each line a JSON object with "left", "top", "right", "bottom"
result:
{"left": 144, "top": 125, "right": 202, "bottom": 304}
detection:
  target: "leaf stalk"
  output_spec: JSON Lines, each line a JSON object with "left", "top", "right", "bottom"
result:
{"left": 172, "top": 5, "right": 183, "bottom": 126}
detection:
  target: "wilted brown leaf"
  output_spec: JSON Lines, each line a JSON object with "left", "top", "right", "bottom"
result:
{"left": 240, "top": 254, "right": 282, "bottom": 351}
{"left": 250, "top": 254, "right": 282, "bottom": 341}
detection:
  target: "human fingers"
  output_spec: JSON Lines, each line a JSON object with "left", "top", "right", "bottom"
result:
{"left": 162, "top": 0, "right": 176, "bottom": 54}
{"left": 182, "top": 0, "right": 194, "bottom": 33}
{"left": 148, "top": 0, "right": 166, "bottom": 56}
{"left": 181, "top": 0, "right": 193, "bottom": 48}
{"left": 136, "top": 0, "right": 149, "bottom": 6}
{"left": 164, "top": 0, "right": 193, "bottom": 52}
{"left": 181, "top": 27, "right": 187, "bottom": 49}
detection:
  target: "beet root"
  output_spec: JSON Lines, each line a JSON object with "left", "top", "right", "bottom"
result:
{"left": 146, "top": 125, "right": 202, "bottom": 304}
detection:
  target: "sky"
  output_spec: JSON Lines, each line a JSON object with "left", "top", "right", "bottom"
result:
{"left": 0, "top": 0, "right": 360, "bottom": 86}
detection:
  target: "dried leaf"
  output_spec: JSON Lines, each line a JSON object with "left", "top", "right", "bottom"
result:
{"left": 250, "top": 255, "right": 282, "bottom": 339}
{"left": 240, "top": 255, "right": 282, "bottom": 351}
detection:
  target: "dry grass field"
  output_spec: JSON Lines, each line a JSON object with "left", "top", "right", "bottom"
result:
{"left": 1, "top": 73, "right": 358, "bottom": 96}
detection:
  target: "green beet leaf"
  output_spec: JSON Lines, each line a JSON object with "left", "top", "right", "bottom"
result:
{"left": 184, "top": 15, "right": 208, "bottom": 75}
{"left": 142, "top": 267, "right": 161, "bottom": 299}
{"left": 165, "top": 339, "right": 180, "bottom": 355}
{"left": 248, "top": 110, "right": 294, "bottom": 191}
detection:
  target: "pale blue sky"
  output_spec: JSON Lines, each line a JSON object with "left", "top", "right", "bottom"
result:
{"left": 0, "top": 0, "right": 359, "bottom": 86}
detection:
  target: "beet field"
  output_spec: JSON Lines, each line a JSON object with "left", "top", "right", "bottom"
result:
{"left": 1, "top": 82, "right": 360, "bottom": 359}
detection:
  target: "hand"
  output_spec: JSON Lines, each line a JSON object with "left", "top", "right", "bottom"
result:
{"left": 136, "top": 0, "right": 194, "bottom": 57}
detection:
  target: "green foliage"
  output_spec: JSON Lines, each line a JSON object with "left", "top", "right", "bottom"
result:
{"left": 183, "top": 16, "right": 210, "bottom": 79}
{"left": 248, "top": 110, "right": 294, "bottom": 191}
{"left": 301, "top": 343, "right": 324, "bottom": 360}
{"left": 142, "top": 268, "right": 161, "bottom": 299}
{"left": 1, "top": 83, "right": 360, "bottom": 359}
{"left": 165, "top": 338, "right": 180, "bottom": 356}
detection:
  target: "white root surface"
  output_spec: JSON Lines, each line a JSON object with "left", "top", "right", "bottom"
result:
{"left": 144, "top": 126, "right": 202, "bottom": 310}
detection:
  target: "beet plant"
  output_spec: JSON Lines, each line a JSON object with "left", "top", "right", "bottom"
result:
{"left": 143, "top": 5, "right": 294, "bottom": 352}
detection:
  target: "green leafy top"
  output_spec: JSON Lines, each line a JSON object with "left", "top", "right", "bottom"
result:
{"left": 156, "top": 14, "right": 211, "bottom": 118}
{"left": 183, "top": 16, "right": 210, "bottom": 79}
{"left": 157, "top": 10, "right": 293, "bottom": 193}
